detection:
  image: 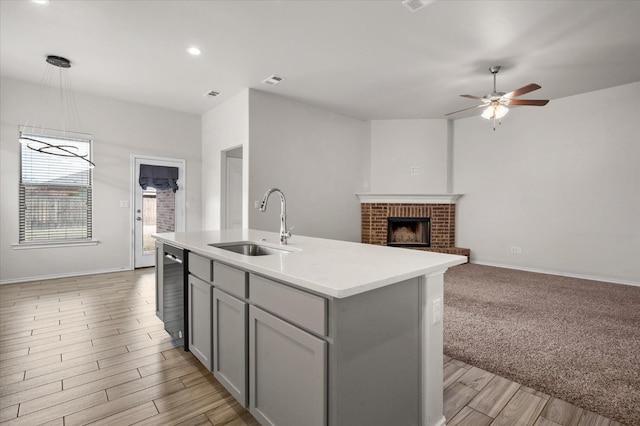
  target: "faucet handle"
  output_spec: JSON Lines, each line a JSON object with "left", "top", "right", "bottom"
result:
{"left": 281, "top": 226, "right": 294, "bottom": 244}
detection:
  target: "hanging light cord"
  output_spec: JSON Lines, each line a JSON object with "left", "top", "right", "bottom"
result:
{"left": 20, "top": 55, "right": 94, "bottom": 168}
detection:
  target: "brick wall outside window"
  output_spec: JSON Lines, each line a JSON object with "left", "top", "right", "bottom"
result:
{"left": 156, "top": 189, "right": 175, "bottom": 233}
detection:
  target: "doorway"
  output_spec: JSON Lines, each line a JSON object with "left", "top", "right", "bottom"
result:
{"left": 132, "top": 155, "right": 186, "bottom": 268}
{"left": 222, "top": 147, "right": 243, "bottom": 230}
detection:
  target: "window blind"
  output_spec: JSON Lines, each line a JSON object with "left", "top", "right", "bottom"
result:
{"left": 19, "top": 134, "right": 92, "bottom": 243}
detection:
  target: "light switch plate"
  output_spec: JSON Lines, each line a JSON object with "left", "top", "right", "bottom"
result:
{"left": 119, "top": 200, "right": 129, "bottom": 208}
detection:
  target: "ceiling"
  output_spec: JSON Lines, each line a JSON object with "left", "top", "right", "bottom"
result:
{"left": 1, "top": 0, "right": 639, "bottom": 120}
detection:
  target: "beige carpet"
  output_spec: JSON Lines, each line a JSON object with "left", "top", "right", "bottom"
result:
{"left": 443, "top": 263, "right": 640, "bottom": 426}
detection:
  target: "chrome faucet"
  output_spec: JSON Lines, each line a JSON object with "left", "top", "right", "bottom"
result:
{"left": 260, "top": 188, "right": 292, "bottom": 244}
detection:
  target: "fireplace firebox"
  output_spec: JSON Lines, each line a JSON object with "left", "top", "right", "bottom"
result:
{"left": 387, "top": 217, "right": 431, "bottom": 247}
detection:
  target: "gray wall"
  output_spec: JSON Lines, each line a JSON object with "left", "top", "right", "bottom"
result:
{"left": 247, "top": 89, "right": 369, "bottom": 242}
{"left": 0, "top": 77, "right": 202, "bottom": 283}
{"left": 369, "top": 119, "right": 449, "bottom": 193}
{"left": 453, "top": 82, "right": 640, "bottom": 284}
{"left": 201, "top": 89, "right": 250, "bottom": 230}
{"left": 3, "top": 75, "right": 637, "bottom": 285}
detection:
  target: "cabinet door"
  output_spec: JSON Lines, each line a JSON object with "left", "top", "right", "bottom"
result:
{"left": 155, "top": 242, "right": 163, "bottom": 320}
{"left": 213, "top": 288, "right": 248, "bottom": 406}
{"left": 188, "top": 275, "right": 213, "bottom": 370}
{"left": 249, "top": 306, "right": 327, "bottom": 426}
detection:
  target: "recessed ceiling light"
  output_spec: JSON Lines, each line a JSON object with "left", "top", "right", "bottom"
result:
{"left": 261, "top": 75, "right": 284, "bottom": 86}
{"left": 187, "top": 47, "right": 201, "bottom": 56}
{"left": 32, "top": 0, "right": 49, "bottom": 4}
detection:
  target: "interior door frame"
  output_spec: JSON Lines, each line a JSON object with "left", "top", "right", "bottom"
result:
{"left": 224, "top": 156, "right": 243, "bottom": 229}
{"left": 130, "top": 154, "right": 186, "bottom": 269}
{"left": 220, "top": 146, "right": 244, "bottom": 230}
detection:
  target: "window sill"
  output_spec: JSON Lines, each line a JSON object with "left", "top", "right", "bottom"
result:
{"left": 11, "top": 240, "right": 100, "bottom": 250}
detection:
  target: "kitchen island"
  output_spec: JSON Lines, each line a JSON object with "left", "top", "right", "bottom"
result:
{"left": 154, "top": 229, "right": 466, "bottom": 426}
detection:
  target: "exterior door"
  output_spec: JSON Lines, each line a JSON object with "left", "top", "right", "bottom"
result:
{"left": 133, "top": 156, "right": 185, "bottom": 268}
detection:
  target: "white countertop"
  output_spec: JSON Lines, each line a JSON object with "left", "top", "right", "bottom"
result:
{"left": 153, "top": 229, "right": 467, "bottom": 299}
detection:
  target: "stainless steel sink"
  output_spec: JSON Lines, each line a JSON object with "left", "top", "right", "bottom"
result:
{"left": 209, "top": 242, "right": 290, "bottom": 256}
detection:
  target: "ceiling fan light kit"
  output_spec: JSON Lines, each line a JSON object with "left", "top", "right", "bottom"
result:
{"left": 481, "top": 104, "right": 508, "bottom": 120}
{"left": 446, "top": 65, "right": 549, "bottom": 130}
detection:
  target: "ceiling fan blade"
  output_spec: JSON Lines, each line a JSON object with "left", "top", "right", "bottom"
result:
{"left": 445, "top": 104, "right": 486, "bottom": 116}
{"left": 507, "top": 99, "right": 549, "bottom": 106}
{"left": 504, "top": 83, "right": 541, "bottom": 98}
{"left": 460, "top": 94, "right": 484, "bottom": 100}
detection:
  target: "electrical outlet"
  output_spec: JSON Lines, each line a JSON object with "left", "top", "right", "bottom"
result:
{"left": 119, "top": 200, "right": 129, "bottom": 208}
{"left": 254, "top": 200, "right": 260, "bottom": 209}
{"left": 516, "top": 247, "right": 522, "bottom": 254}
{"left": 510, "top": 246, "right": 516, "bottom": 254}
{"left": 432, "top": 298, "right": 442, "bottom": 325}
{"left": 410, "top": 166, "right": 419, "bottom": 176}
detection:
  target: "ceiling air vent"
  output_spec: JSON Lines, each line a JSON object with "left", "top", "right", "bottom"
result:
{"left": 206, "top": 90, "right": 220, "bottom": 97}
{"left": 402, "top": 0, "right": 434, "bottom": 12}
{"left": 261, "top": 75, "right": 284, "bottom": 86}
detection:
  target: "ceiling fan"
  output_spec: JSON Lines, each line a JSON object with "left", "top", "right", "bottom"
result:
{"left": 446, "top": 65, "right": 549, "bottom": 129}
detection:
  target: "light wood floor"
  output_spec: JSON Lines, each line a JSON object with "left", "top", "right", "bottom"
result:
{"left": 442, "top": 357, "right": 623, "bottom": 426}
{"left": 0, "top": 269, "right": 624, "bottom": 426}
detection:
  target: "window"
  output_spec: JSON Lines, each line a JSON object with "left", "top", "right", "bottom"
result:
{"left": 19, "top": 132, "right": 93, "bottom": 243}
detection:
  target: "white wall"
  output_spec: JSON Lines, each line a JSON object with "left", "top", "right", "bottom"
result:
{"left": 248, "top": 90, "right": 369, "bottom": 242}
{"left": 369, "top": 119, "right": 449, "bottom": 193}
{"left": 0, "top": 77, "right": 201, "bottom": 283}
{"left": 453, "top": 82, "right": 640, "bottom": 284}
{"left": 201, "top": 89, "right": 249, "bottom": 230}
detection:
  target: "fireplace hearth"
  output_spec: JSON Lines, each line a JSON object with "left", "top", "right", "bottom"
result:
{"left": 387, "top": 217, "right": 430, "bottom": 247}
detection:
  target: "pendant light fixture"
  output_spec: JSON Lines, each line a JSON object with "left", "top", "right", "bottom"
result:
{"left": 19, "top": 55, "right": 95, "bottom": 168}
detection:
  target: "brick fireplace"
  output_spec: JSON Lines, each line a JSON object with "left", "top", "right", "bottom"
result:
{"left": 358, "top": 194, "right": 470, "bottom": 261}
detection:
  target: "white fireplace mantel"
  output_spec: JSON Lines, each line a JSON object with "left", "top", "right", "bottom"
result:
{"left": 356, "top": 193, "right": 463, "bottom": 204}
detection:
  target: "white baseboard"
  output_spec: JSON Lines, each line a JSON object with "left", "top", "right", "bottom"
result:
{"left": 470, "top": 260, "right": 639, "bottom": 287}
{"left": 431, "top": 416, "right": 447, "bottom": 426}
{"left": 0, "top": 266, "right": 134, "bottom": 285}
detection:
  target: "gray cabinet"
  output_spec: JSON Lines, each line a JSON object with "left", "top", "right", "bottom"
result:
{"left": 249, "top": 305, "right": 327, "bottom": 426}
{"left": 155, "top": 241, "right": 163, "bottom": 320}
{"left": 158, "top": 243, "right": 428, "bottom": 426}
{"left": 189, "top": 252, "right": 213, "bottom": 282}
{"left": 188, "top": 275, "right": 213, "bottom": 370}
{"left": 214, "top": 261, "right": 247, "bottom": 298}
{"left": 249, "top": 274, "right": 326, "bottom": 336}
{"left": 213, "top": 288, "right": 248, "bottom": 406}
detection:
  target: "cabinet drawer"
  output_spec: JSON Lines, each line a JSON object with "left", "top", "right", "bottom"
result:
{"left": 189, "top": 252, "right": 213, "bottom": 282}
{"left": 249, "top": 274, "right": 327, "bottom": 336}
{"left": 214, "top": 262, "right": 247, "bottom": 299}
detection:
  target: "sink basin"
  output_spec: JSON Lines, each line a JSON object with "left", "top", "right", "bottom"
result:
{"left": 209, "top": 242, "right": 290, "bottom": 256}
